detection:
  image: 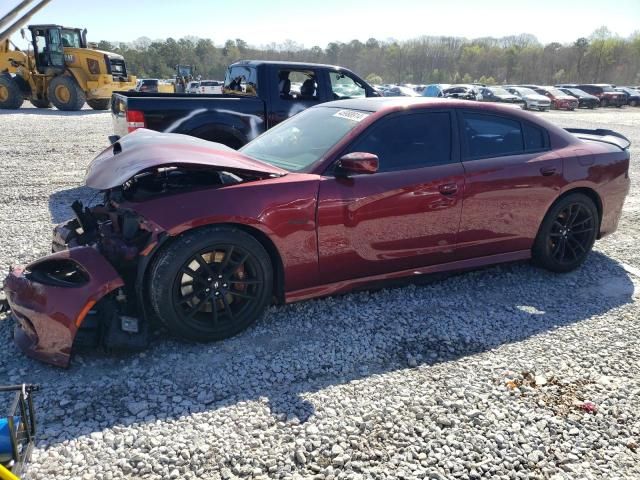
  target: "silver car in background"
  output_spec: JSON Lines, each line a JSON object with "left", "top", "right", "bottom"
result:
{"left": 505, "top": 86, "right": 551, "bottom": 111}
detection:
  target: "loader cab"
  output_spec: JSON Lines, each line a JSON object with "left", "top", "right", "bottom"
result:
{"left": 59, "top": 27, "right": 87, "bottom": 49}
{"left": 27, "top": 25, "right": 65, "bottom": 75}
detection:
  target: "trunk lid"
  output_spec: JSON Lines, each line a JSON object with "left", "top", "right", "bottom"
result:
{"left": 86, "top": 129, "right": 286, "bottom": 190}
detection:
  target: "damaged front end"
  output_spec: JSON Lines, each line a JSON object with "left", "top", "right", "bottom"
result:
{"left": 4, "top": 199, "right": 159, "bottom": 368}
{"left": 3, "top": 129, "right": 285, "bottom": 367}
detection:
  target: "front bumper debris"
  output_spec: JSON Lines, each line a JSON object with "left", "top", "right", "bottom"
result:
{"left": 3, "top": 247, "right": 124, "bottom": 368}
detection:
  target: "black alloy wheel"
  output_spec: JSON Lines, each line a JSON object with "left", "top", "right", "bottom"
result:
{"left": 149, "top": 227, "right": 273, "bottom": 341}
{"left": 533, "top": 193, "right": 598, "bottom": 273}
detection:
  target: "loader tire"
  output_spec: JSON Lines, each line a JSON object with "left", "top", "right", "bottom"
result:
{"left": 0, "top": 76, "right": 24, "bottom": 109}
{"left": 87, "top": 98, "right": 110, "bottom": 110}
{"left": 48, "top": 76, "right": 86, "bottom": 111}
{"left": 30, "top": 98, "right": 51, "bottom": 108}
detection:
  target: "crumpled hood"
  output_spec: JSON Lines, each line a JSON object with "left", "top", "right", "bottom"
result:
{"left": 85, "top": 129, "right": 287, "bottom": 190}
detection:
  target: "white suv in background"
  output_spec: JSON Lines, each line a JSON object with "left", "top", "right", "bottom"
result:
{"left": 199, "top": 80, "right": 223, "bottom": 94}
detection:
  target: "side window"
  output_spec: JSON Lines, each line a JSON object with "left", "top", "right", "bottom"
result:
{"left": 462, "top": 112, "right": 524, "bottom": 158}
{"left": 223, "top": 66, "right": 258, "bottom": 96}
{"left": 347, "top": 112, "right": 452, "bottom": 172}
{"left": 522, "top": 122, "right": 548, "bottom": 151}
{"left": 329, "top": 71, "right": 366, "bottom": 99}
{"left": 277, "top": 69, "right": 318, "bottom": 101}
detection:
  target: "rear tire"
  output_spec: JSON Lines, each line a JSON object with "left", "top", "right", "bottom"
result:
{"left": 30, "top": 98, "right": 51, "bottom": 108}
{"left": 48, "top": 76, "right": 86, "bottom": 111}
{"left": 0, "top": 75, "right": 23, "bottom": 109}
{"left": 149, "top": 226, "right": 273, "bottom": 342}
{"left": 630, "top": 99, "right": 638, "bottom": 107}
{"left": 532, "top": 193, "right": 599, "bottom": 273}
{"left": 87, "top": 98, "right": 110, "bottom": 110}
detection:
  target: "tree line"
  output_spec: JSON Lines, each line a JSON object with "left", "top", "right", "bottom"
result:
{"left": 96, "top": 27, "right": 640, "bottom": 86}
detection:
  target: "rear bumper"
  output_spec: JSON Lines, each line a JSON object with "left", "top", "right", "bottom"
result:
{"left": 3, "top": 247, "right": 124, "bottom": 368}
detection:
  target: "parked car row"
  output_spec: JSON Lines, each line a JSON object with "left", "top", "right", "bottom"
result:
{"left": 419, "top": 82, "right": 639, "bottom": 111}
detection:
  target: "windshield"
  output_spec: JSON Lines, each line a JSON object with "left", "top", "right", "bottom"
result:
{"left": 568, "top": 88, "right": 587, "bottom": 96}
{"left": 489, "top": 87, "right": 511, "bottom": 96}
{"left": 514, "top": 87, "right": 537, "bottom": 96}
{"left": 240, "top": 107, "right": 370, "bottom": 171}
{"left": 548, "top": 88, "right": 567, "bottom": 97}
{"left": 602, "top": 85, "right": 614, "bottom": 92}
{"left": 60, "top": 29, "right": 82, "bottom": 48}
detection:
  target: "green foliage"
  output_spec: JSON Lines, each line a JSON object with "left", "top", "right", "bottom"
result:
{"left": 100, "top": 28, "right": 640, "bottom": 85}
{"left": 365, "top": 73, "right": 383, "bottom": 84}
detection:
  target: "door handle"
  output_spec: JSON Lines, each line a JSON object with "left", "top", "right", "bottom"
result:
{"left": 540, "top": 167, "right": 557, "bottom": 176}
{"left": 438, "top": 183, "right": 458, "bottom": 195}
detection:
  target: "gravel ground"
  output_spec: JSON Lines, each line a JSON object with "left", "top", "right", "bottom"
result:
{"left": 0, "top": 106, "right": 639, "bottom": 480}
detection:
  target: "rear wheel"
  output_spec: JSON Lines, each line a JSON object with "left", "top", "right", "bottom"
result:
{"left": 630, "top": 99, "right": 638, "bottom": 107}
{"left": 0, "top": 76, "right": 23, "bottom": 109}
{"left": 48, "top": 76, "right": 85, "bottom": 111}
{"left": 532, "top": 193, "right": 599, "bottom": 273}
{"left": 149, "top": 226, "right": 273, "bottom": 341}
{"left": 87, "top": 98, "right": 110, "bottom": 110}
{"left": 30, "top": 98, "right": 51, "bottom": 108}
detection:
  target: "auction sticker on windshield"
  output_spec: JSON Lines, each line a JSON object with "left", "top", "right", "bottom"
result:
{"left": 333, "top": 110, "right": 370, "bottom": 122}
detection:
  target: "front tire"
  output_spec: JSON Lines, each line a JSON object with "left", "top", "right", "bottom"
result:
{"left": 87, "top": 98, "right": 110, "bottom": 110}
{"left": 0, "top": 75, "right": 23, "bottom": 109}
{"left": 149, "top": 226, "right": 273, "bottom": 342}
{"left": 48, "top": 76, "right": 86, "bottom": 111}
{"left": 532, "top": 193, "right": 599, "bottom": 273}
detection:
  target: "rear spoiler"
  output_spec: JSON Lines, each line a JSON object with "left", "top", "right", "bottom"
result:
{"left": 565, "top": 128, "right": 631, "bottom": 151}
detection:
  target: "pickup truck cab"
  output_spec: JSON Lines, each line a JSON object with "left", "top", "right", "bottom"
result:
{"left": 111, "top": 60, "right": 379, "bottom": 148}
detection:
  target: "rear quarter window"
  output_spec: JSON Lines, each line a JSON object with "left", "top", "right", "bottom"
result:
{"left": 461, "top": 112, "right": 549, "bottom": 159}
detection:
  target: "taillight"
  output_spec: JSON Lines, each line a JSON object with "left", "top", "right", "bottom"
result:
{"left": 126, "top": 110, "right": 146, "bottom": 132}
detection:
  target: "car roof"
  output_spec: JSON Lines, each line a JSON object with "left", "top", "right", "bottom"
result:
{"left": 317, "top": 97, "right": 517, "bottom": 113}
{"left": 230, "top": 59, "right": 350, "bottom": 71}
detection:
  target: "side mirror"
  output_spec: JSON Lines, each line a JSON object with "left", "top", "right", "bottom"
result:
{"left": 336, "top": 152, "right": 379, "bottom": 175}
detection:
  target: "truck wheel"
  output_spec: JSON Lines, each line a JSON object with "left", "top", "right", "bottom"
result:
{"left": 48, "top": 76, "right": 86, "bottom": 111}
{"left": 87, "top": 98, "right": 110, "bottom": 110}
{"left": 30, "top": 98, "right": 51, "bottom": 108}
{"left": 0, "top": 76, "right": 23, "bottom": 109}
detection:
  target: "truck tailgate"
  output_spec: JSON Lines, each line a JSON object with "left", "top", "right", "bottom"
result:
{"left": 111, "top": 92, "right": 130, "bottom": 139}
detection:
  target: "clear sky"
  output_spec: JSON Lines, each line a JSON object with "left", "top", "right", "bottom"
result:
{"left": 6, "top": 0, "right": 640, "bottom": 48}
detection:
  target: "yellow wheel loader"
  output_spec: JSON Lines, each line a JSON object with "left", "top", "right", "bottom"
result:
{"left": 0, "top": 0, "right": 137, "bottom": 111}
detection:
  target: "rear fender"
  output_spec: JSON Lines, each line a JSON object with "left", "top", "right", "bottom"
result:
{"left": 165, "top": 108, "right": 265, "bottom": 144}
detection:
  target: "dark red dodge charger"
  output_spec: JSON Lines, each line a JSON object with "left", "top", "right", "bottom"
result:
{"left": 3, "top": 98, "right": 631, "bottom": 367}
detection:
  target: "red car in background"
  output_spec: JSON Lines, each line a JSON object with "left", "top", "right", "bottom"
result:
{"left": 557, "top": 84, "right": 626, "bottom": 107}
{"left": 527, "top": 86, "right": 579, "bottom": 110}
{"left": 3, "top": 98, "right": 631, "bottom": 367}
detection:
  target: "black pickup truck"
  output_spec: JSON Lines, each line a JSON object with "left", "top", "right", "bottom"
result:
{"left": 111, "top": 60, "right": 379, "bottom": 148}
